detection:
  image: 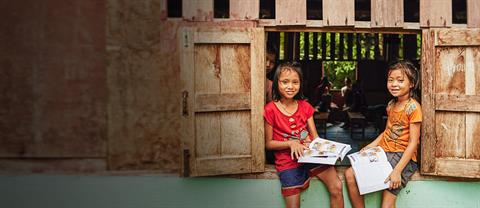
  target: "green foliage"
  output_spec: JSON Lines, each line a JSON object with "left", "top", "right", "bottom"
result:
{"left": 323, "top": 61, "right": 356, "bottom": 89}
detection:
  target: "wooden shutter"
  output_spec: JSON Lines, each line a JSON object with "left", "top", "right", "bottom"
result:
{"left": 421, "top": 28, "right": 480, "bottom": 178}
{"left": 179, "top": 27, "right": 265, "bottom": 176}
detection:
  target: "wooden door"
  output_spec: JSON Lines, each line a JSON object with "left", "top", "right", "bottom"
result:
{"left": 179, "top": 27, "right": 265, "bottom": 176}
{"left": 421, "top": 28, "right": 480, "bottom": 178}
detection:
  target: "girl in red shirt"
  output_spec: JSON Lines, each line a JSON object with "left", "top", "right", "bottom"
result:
{"left": 264, "top": 62, "right": 344, "bottom": 208}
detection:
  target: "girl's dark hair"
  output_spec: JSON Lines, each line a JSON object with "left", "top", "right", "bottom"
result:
{"left": 387, "top": 60, "right": 420, "bottom": 101}
{"left": 272, "top": 62, "right": 305, "bottom": 101}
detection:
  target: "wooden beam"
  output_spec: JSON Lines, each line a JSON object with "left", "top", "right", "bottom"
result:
{"left": 323, "top": 0, "right": 354, "bottom": 26}
{"left": 230, "top": 0, "right": 259, "bottom": 20}
{"left": 467, "top": 0, "right": 480, "bottom": 28}
{"left": 435, "top": 29, "right": 480, "bottom": 46}
{"left": 435, "top": 94, "right": 480, "bottom": 112}
{"left": 276, "top": 0, "right": 306, "bottom": 25}
{"left": 183, "top": 0, "right": 213, "bottom": 21}
{"left": 420, "top": 0, "right": 452, "bottom": 27}
{"left": 371, "top": 0, "right": 403, "bottom": 28}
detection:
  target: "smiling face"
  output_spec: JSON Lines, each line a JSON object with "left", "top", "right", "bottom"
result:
{"left": 277, "top": 69, "right": 300, "bottom": 100}
{"left": 387, "top": 68, "right": 413, "bottom": 101}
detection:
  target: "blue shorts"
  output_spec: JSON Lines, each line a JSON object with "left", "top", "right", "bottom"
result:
{"left": 386, "top": 152, "right": 418, "bottom": 195}
{"left": 278, "top": 164, "right": 329, "bottom": 196}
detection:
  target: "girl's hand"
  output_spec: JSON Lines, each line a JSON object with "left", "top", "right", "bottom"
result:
{"left": 385, "top": 170, "right": 402, "bottom": 190}
{"left": 303, "top": 135, "right": 312, "bottom": 148}
{"left": 289, "top": 140, "right": 308, "bottom": 160}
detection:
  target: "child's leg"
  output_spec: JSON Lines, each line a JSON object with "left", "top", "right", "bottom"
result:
{"left": 344, "top": 167, "right": 364, "bottom": 208}
{"left": 381, "top": 190, "right": 397, "bottom": 208}
{"left": 284, "top": 193, "right": 301, "bottom": 208}
{"left": 315, "top": 166, "right": 344, "bottom": 208}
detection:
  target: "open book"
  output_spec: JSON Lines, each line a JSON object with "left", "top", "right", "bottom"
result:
{"left": 298, "top": 137, "right": 352, "bottom": 165}
{"left": 347, "top": 147, "right": 393, "bottom": 195}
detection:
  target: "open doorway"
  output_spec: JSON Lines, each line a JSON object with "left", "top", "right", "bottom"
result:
{"left": 266, "top": 31, "right": 421, "bottom": 165}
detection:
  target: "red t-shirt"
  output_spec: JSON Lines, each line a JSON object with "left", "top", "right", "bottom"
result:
{"left": 264, "top": 100, "right": 315, "bottom": 172}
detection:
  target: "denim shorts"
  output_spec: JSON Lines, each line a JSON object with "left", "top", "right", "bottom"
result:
{"left": 386, "top": 152, "right": 418, "bottom": 195}
{"left": 278, "top": 164, "right": 329, "bottom": 196}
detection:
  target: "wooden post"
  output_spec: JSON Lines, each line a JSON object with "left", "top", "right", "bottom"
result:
{"left": 330, "top": 33, "right": 336, "bottom": 60}
{"left": 285, "top": 32, "right": 294, "bottom": 61}
{"left": 374, "top": 34, "right": 380, "bottom": 60}
{"left": 294, "top": 32, "right": 301, "bottom": 60}
{"left": 160, "top": 0, "right": 167, "bottom": 20}
{"left": 356, "top": 33, "right": 362, "bottom": 60}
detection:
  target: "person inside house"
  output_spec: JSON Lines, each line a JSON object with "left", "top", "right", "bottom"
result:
{"left": 265, "top": 42, "right": 278, "bottom": 164}
{"left": 341, "top": 77, "right": 354, "bottom": 110}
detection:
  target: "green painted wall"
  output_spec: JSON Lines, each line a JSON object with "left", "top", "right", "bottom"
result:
{"left": 1, "top": 175, "right": 480, "bottom": 208}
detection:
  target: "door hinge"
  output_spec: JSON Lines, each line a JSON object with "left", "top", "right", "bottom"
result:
{"left": 182, "top": 90, "right": 189, "bottom": 117}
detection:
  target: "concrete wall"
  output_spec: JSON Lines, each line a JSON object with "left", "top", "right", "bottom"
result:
{"left": 1, "top": 175, "right": 480, "bottom": 208}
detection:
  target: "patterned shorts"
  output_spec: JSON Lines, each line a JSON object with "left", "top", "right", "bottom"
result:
{"left": 278, "top": 164, "right": 329, "bottom": 197}
{"left": 386, "top": 152, "right": 418, "bottom": 195}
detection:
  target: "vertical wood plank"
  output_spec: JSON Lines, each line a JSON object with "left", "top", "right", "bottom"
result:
{"left": 304, "top": 33, "right": 310, "bottom": 60}
{"left": 374, "top": 33, "right": 380, "bottom": 60}
{"left": 323, "top": 0, "right": 354, "bottom": 26}
{"left": 420, "top": 0, "right": 452, "bottom": 27}
{"left": 434, "top": 47, "right": 465, "bottom": 94}
{"left": 466, "top": 47, "right": 480, "bottom": 159}
{"left": 276, "top": 0, "right": 306, "bottom": 25}
{"left": 467, "top": 0, "right": 480, "bottom": 28}
{"left": 294, "top": 32, "right": 300, "bottom": 60}
{"left": 221, "top": 111, "right": 251, "bottom": 156}
{"left": 250, "top": 28, "right": 265, "bottom": 172}
{"left": 330, "top": 33, "right": 335, "bottom": 60}
{"left": 313, "top": 33, "right": 318, "bottom": 60}
{"left": 365, "top": 34, "right": 371, "bottom": 59}
{"left": 196, "top": 113, "right": 221, "bottom": 157}
{"left": 321, "top": 33, "right": 327, "bottom": 60}
{"left": 183, "top": 0, "right": 213, "bottom": 21}
{"left": 285, "top": 32, "right": 294, "bottom": 61}
{"left": 435, "top": 112, "right": 466, "bottom": 158}
{"left": 356, "top": 33, "right": 362, "bottom": 60}
{"left": 220, "top": 45, "right": 251, "bottom": 93}
{"left": 230, "top": 0, "right": 259, "bottom": 20}
{"left": 371, "top": 0, "right": 403, "bottom": 28}
{"left": 347, "top": 33, "right": 353, "bottom": 60}
{"left": 339, "top": 33, "right": 344, "bottom": 60}
{"left": 195, "top": 45, "right": 221, "bottom": 94}
{"left": 420, "top": 29, "right": 436, "bottom": 174}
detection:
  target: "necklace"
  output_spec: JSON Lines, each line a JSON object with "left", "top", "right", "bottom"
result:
{"left": 278, "top": 100, "right": 297, "bottom": 116}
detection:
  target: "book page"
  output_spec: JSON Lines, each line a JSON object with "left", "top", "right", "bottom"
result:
{"left": 347, "top": 147, "right": 393, "bottom": 195}
{"left": 298, "top": 137, "right": 352, "bottom": 165}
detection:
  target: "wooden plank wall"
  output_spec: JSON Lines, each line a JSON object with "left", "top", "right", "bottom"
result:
{"left": 230, "top": 0, "right": 259, "bottom": 20}
{"left": 468, "top": 0, "right": 480, "bottom": 28}
{"left": 183, "top": 0, "right": 213, "bottom": 21}
{"left": 371, "top": 0, "right": 403, "bottom": 28}
{"left": 275, "top": 0, "right": 306, "bottom": 25}
{"left": 420, "top": 0, "right": 452, "bottom": 27}
{"left": 323, "top": 0, "right": 354, "bottom": 26}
